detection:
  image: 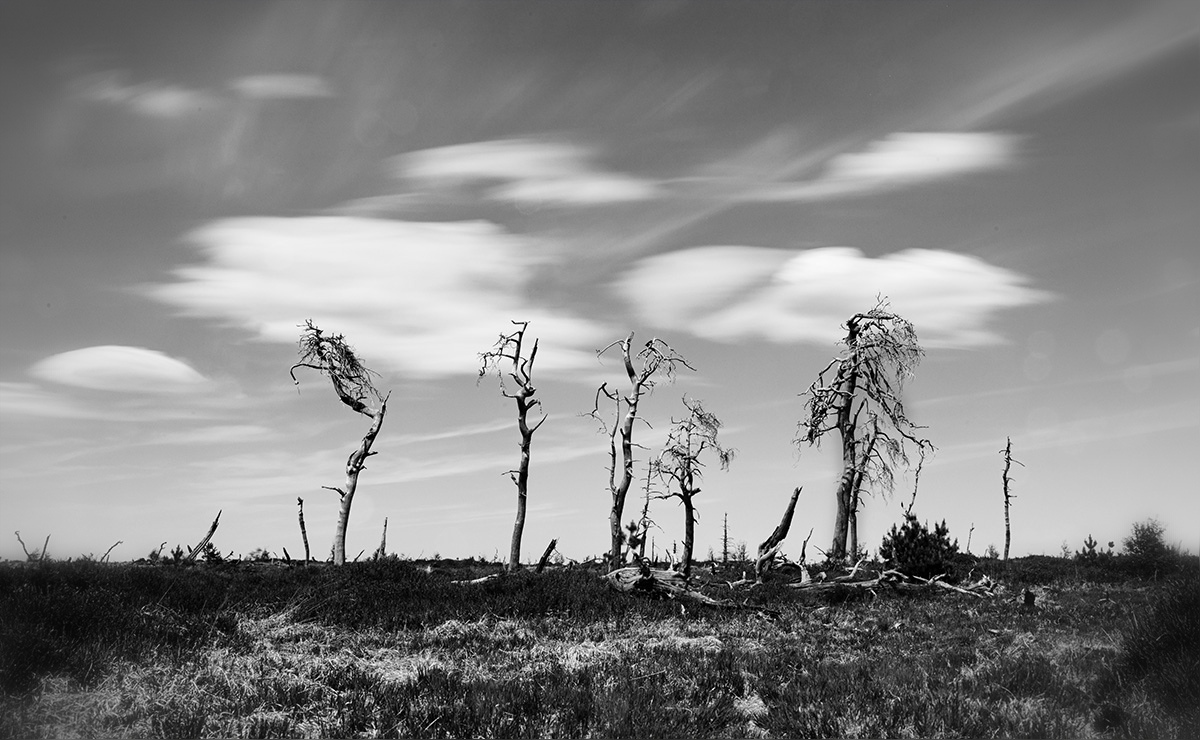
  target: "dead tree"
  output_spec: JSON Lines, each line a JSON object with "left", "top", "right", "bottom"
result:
{"left": 297, "top": 497, "right": 311, "bottom": 563}
{"left": 1000, "top": 437, "right": 1023, "bottom": 562}
{"left": 184, "top": 511, "right": 221, "bottom": 563}
{"left": 651, "top": 397, "right": 734, "bottom": 579}
{"left": 14, "top": 531, "right": 49, "bottom": 562}
{"left": 797, "top": 300, "right": 933, "bottom": 561}
{"left": 291, "top": 320, "right": 389, "bottom": 566}
{"left": 589, "top": 331, "right": 693, "bottom": 570}
{"left": 479, "top": 321, "right": 547, "bottom": 572}
{"left": 373, "top": 517, "right": 388, "bottom": 560}
{"left": 755, "top": 487, "right": 803, "bottom": 582}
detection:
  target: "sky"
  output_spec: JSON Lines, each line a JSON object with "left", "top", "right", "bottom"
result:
{"left": 1, "top": 0, "right": 1197, "bottom": 565}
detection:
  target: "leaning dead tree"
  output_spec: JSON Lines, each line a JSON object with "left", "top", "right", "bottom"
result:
{"left": 754, "top": 487, "right": 808, "bottom": 582}
{"left": 1000, "top": 437, "right": 1023, "bottom": 562}
{"left": 291, "top": 320, "right": 389, "bottom": 566}
{"left": 590, "top": 331, "right": 694, "bottom": 570}
{"left": 479, "top": 320, "right": 547, "bottom": 572}
{"left": 184, "top": 510, "right": 221, "bottom": 563}
{"left": 798, "top": 300, "right": 933, "bottom": 561}
{"left": 651, "top": 397, "right": 734, "bottom": 578}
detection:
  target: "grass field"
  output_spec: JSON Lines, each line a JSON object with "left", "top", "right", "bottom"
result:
{"left": 1, "top": 556, "right": 1196, "bottom": 738}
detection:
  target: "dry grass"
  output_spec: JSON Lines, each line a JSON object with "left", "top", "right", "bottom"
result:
{"left": 2, "top": 560, "right": 1195, "bottom": 738}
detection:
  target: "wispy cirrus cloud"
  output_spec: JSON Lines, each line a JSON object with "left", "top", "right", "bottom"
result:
{"left": 30, "top": 346, "right": 210, "bottom": 393}
{"left": 616, "top": 246, "right": 1053, "bottom": 348}
{"left": 393, "top": 139, "right": 662, "bottom": 206}
{"left": 147, "top": 216, "right": 609, "bottom": 378}
{"left": 730, "top": 132, "right": 1020, "bottom": 202}
{"left": 229, "top": 74, "right": 334, "bottom": 100}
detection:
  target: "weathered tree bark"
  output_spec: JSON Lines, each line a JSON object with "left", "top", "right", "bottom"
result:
{"left": 374, "top": 517, "right": 388, "bottom": 560}
{"left": 680, "top": 491, "right": 697, "bottom": 578}
{"left": 185, "top": 510, "right": 221, "bottom": 563}
{"left": 830, "top": 321, "right": 862, "bottom": 560}
{"left": 297, "top": 497, "right": 311, "bottom": 563}
{"left": 326, "top": 399, "right": 387, "bottom": 566}
{"left": 610, "top": 333, "right": 639, "bottom": 568}
{"left": 510, "top": 395, "right": 535, "bottom": 570}
{"left": 536, "top": 538, "right": 558, "bottom": 573}
{"left": 756, "top": 487, "right": 802, "bottom": 582}
{"left": 1001, "top": 437, "right": 1021, "bottom": 563}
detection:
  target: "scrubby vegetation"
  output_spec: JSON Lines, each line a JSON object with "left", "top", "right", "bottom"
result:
{"left": 1, "top": 550, "right": 1197, "bottom": 739}
{"left": 878, "top": 514, "right": 959, "bottom": 580}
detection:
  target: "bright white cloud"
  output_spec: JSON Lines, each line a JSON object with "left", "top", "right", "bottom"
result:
{"left": 393, "top": 139, "right": 661, "bottom": 206}
{"left": 616, "top": 246, "right": 1053, "bottom": 348}
{"left": 30, "top": 346, "right": 210, "bottom": 393}
{"left": 229, "top": 74, "right": 334, "bottom": 100}
{"left": 742, "top": 132, "right": 1019, "bottom": 201}
{"left": 148, "top": 217, "right": 608, "bottom": 378}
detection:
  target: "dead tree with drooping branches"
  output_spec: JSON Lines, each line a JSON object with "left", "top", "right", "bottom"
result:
{"left": 589, "top": 331, "right": 694, "bottom": 571}
{"left": 797, "top": 301, "right": 934, "bottom": 561}
{"left": 291, "top": 320, "right": 389, "bottom": 566}
{"left": 651, "top": 397, "right": 734, "bottom": 579}
{"left": 479, "top": 320, "right": 547, "bottom": 572}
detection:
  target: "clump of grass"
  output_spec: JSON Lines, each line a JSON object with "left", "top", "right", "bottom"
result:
{"left": 1095, "top": 573, "right": 1200, "bottom": 737}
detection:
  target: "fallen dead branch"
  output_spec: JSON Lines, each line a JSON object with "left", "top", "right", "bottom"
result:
{"left": 786, "top": 569, "right": 997, "bottom": 597}
{"left": 451, "top": 572, "right": 505, "bottom": 585}
{"left": 603, "top": 565, "right": 782, "bottom": 619}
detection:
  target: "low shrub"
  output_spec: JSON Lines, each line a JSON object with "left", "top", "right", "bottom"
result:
{"left": 879, "top": 514, "right": 959, "bottom": 580}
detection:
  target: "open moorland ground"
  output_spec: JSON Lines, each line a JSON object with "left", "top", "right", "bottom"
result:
{"left": 1, "top": 555, "right": 1196, "bottom": 739}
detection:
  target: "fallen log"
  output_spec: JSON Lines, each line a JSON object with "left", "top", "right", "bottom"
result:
{"left": 786, "top": 569, "right": 997, "bottom": 597}
{"left": 604, "top": 566, "right": 726, "bottom": 605}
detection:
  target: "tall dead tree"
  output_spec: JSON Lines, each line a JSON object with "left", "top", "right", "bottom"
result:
{"left": 798, "top": 301, "right": 933, "bottom": 561}
{"left": 479, "top": 320, "right": 547, "bottom": 572}
{"left": 590, "top": 331, "right": 693, "bottom": 570}
{"left": 1000, "top": 437, "right": 1023, "bottom": 562}
{"left": 291, "top": 320, "right": 388, "bottom": 566}
{"left": 651, "top": 397, "right": 734, "bottom": 578}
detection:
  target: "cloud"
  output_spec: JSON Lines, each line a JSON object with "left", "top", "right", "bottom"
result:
{"left": 229, "top": 74, "right": 334, "bottom": 100}
{"left": 616, "top": 246, "right": 1053, "bottom": 348}
{"left": 393, "top": 139, "right": 662, "bottom": 206}
{"left": 148, "top": 217, "right": 609, "bottom": 378}
{"left": 739, "top": 132, "right": 1019, "bottom": 202}
{"left": 30, "top": 346, "right": 210, "bottom": 393}
{"left": 77, "top": 71, "right": 218, "bottom": 119}
{"left": 0, "top": 382, "right": 94, "bottom": 419}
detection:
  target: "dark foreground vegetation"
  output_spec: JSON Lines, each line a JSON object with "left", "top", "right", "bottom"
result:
{"left": 1, "top": 554, "right": 1196, "bottom": 739}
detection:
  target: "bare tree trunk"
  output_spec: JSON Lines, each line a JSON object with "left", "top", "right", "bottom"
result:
{"left": 610, "top": 370, "right": 639, "bottom": 567}
{"left": 681, "top": 494, "right": 696, "bottom": 579}
{"left": 374, "top": 517, "right": 388, "bottom": 560}
{"left": 756, "top": 487, "right": 802, "bottom": 582}
{"left": 831, "top": 459, "right": 856, "bottom": 560}
{"left": 1001, "top": 437, "right": 1019, "bottom": 563}
{"left": 508, "top": 397, "right": 535, "bottom": 572}
{"left": 297, "top": 497, "right": 311, "bottom": 563}
{"left": 722, "top": 512, "right": 730, "bottom": 566}
{"left": 185, "top": 511, "right": 221, "bottom": 563}
{"left": 329, "top": 400, "right": 387, "bottom": 566}
{"left": 536, "top": 538, "right": 557, "bottom": 573}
